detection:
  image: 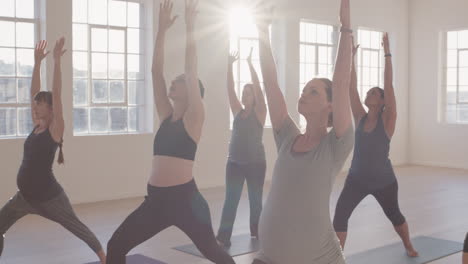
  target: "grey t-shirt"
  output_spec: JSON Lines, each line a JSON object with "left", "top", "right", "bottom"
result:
{"left": 257, "top": 116, "right": 354, "bottom": 264}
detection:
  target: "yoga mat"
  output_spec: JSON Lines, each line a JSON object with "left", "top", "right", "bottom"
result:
{"left": 85, "top": 254, "right": 167, "bottom": 264}
{"left": 174, "top": 233, "right": 259, "bottom": 258}
{"left": 346, "top": 236, "right": 463, "bottom": 264}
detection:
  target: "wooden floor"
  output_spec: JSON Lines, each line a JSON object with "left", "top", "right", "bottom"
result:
{"left": 1, "top": 166, "right": 468, "bottom": 264}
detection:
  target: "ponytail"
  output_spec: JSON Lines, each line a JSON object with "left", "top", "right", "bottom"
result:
{"left": 57, "top": 140, "right": 65, "bottom": 164}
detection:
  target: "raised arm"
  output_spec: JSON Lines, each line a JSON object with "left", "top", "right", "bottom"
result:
{"left": 49, "top": 37, "right": 66, "bottom": 144}
{"left": 382, "top": 33, "right": 397, "bottom": 138}
{"left": 227, "top": 52, "right": 243, "bottom": 116}
{"left": 332, "top": 0, "right": 353, "bottom": 138}
{"left": 152, "top": 0, "right": 178, "bottom": 122}
{"left": 247, "top": 48, "right": 267, "bottom": 126}
{"left": 31, "top": 40, "right": 49, "bottom": 126}
{"left": 349, "top": 37, "right": 366, "bottom": 124}
{"left": 183, "top": 0, "right": 204, "bottom": 142}
{"left": 255, "top": 6, "right": 288, "bottom": 131}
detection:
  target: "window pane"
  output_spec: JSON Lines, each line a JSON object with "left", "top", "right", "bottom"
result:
{"left": 16, "top": 22, "right": 35, "bottom": 48}
{"left": 318, "top": 46, "right": 328, "bottom": 64}
{"left": 73, "top": 0, "right": 88, "bottom": 23}
{"left": 306, "top": 23, "right": 317, "bottom": 43}
{"left": 110, "top": 107, "right": 127, "bottom": 132}
{"left": 447, "top": 50, "right": 457, "bottom": 68}
{"left": 447, "top": 31, "right": 458, "bottom": 49}
{"left": 73, "top": 107, "right": 89, "bottom": 133}
{"left": 18, "top": 78, "right": 31, "bottom": 103}
{"left": 458, "top": 30, "right": 468, "bottom": 49}
{"left": 457, "top": 105, "right": 468, "bottom": 123}
{"left": 0, "top": 78, "right": 16, "bottom": 103}
{"left": 90, "top": 107, "right": 108, "bottom": 132}
{"left": 370, "top": 51, "right": 379, "bottom": 68}
{"left": 0, "top": 21, "right": 15, "bottom": 47}
{"left": 371, "top": 31, "right": 381, "bottom": 50}
{"left": 447, "top": 68, "right": 457, "bottom": 86}
{"left": 89, "top": 0, "right": 108, "bottom": 25}
{"left": 16, "top": 0, "right": 35, "bottom": 19}
{"left": 128, "top": 80, "right": 144, "bottom": 105}
{"left": 305, "top": 63, "right": 314, "bottom": 80}
{"left": 459, "top": 86, "right": 468, "bottom": 103}
{"left": 73, "top": 24, "right": 88, "bottom": 51}
{"left": 327, "top": 26, "right": 335, "bottom": 45}
{"left": 459, "top": 51, "right": 468, "bottom": 67}
{"left": 360, "top": 30, "right": 371, "bottom": 48}
{"left": 73, "top": 51, "right": 88, "bottom": 78}
{"left": 128, "top": 106, "right": 138, "bottom": 131}
{"left": 109, "top": 30, "right": 125, "bottom": 53}
{"left": 109, "top": 0, "right": 127, "bottom": 27}
{"left": 92, "top": 53, "right": 108, "bottom": 79}
{"left": 91, "top": 28, "right": 108, "bottom": 52}
{"left": 0, "top": 108, "right": 17, "bottom": 136}
{"left": 459, "top": 68, "right": 468, "bottom": 86}
{"left": 73, "top": 79, "right": 87, "bottom": 105}
{"left": 18, "top": 107, "right": 33, "bottom": 135}
{"left": 0, "top": 48, "right": 16, "bottom": 76}
{"left": 370, "top": 68, "right": 379, "bottom": 86}
{"left": 304, "top": 45, "right": 315, "bottom": 64}
{"left": 127, "top": 2, "right": 141, "bottom": 28}
{"left": 92, "top": 80, "right": 108, "bottom": 103}
{"left": 109, "top": 81, "right": 124, "bottom": 103}
{"left": 318, "top": 64, "right": 327, "bottom": 77}
{"left": 127, "top": 28, "right": 140, "bottom": 54}
{"left": 17, "top": 48, "right": 34, "bottom": 76}
{"left": 317, "top": 25, "right": 327, "bottom": 44}
{"left": 0, "top": 0, "right": 15, "bottom": 17}
{"left": 362, "top": 50, "right": 370, "bottom": 67}
{"left": 109, "top": 53, "right": 124, "bottom": 79}
{"left": 128, "top": 54, "right": 143, "bottom": 79}
{"left": 447, "top": 86, "right": 457, "bottom": 104}
{"left": 446, "top": 104, "right": 456, "bottom": 123}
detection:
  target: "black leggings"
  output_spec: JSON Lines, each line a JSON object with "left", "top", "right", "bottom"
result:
{"left": 333, "top": 180, "right": 406, "bottom": 232}
{"left": 217, "top": 161, "right": 265, "bottom": 244}
{"left": 464, "top": 233, "right": 468, "bottom": 253}
{"left": 107, "top": 180, "right": 235, "bottom": 264}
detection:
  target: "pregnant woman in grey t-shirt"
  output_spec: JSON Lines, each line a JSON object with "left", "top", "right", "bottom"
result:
{"left": 252, "top": 0, "right": 354, "bottom": 263}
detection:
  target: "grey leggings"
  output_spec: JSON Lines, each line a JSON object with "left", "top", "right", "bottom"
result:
{"left": 217, "top": 161, "right": 266, "bottom": 244}
{"left": 0, "top": 191, "right": 102, "bottom": 256}
{"left": 333, "top": 180, "right": 406, "bottom": 232}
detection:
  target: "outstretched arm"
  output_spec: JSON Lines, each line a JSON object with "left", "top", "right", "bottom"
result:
{"left": 152, "top": 0, "right": 178, "bottom": 122}
{"left": 31, "top": 40, "right": 49, "bottom": 126}
{"left": 49, "top": 37, "right": 66, "bottom": 143}
{"left": 255, "top": 6, "right": 288, "bottom": 131}
{"left": 332, "top": 0, "right": 353, "bottom": 138}
{"left": 382, "top": 32, "right": 397, "bottom": 138}
{"left": 349, "top": 37, "right": 366, "bottom": 124}
{"left": 183, "top": 0, "right": 205, "bottom": 142}
{"left": 247, "top": 48, "right": 267, "bottom": 126}
{"left": 227, "top": 52, "right": 243, "bottom": 116}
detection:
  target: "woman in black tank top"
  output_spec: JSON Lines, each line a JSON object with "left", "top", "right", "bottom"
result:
{"left": 333, "top": 33, "right": 418, "bottom": 258}
{"left": 106, "top": 1, "right": 235, "bottom": 263}
{"left": 0, "top": 39, "right": 106, "bottom": 263}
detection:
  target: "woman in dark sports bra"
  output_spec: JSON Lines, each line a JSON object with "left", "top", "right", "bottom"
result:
{"left": 106, "top": 1, "right": 235, "bottom": 263}
{"left": 216, "top": 49, "right": 267, "bottom": 247}
{"left": 0, "top": 38, "right": 106, "bottom": 264}
{"left": 333, "top": 33, "right": 418, "bottom": 257}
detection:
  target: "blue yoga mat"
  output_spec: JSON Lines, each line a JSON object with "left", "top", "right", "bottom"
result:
{"left": 84, "top": 254, "right": 167, "bottom": 264}
{"left": 174, "top": 233, "right": 259, "bottom": 258}
{"left": 346, "top": 236, "right": 463, "bottom": 264}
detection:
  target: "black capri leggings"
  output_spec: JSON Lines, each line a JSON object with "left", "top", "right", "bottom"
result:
{"left": 107, "top": 180, "right": 235, "bottom": 264}
{"left": 333, "top": 180, "right": 406, "bottom": 232}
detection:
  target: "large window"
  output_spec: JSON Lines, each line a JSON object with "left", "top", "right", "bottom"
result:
{"left": 357, "top": 29, "right": 384, "bottom": 100}
{"left": 0, "top": 0, "right": 37, "bottom": 138}
{"left": 299, "top": 21, "right": 337, "bottom": 127}
{"left": 72, "top": 0, "right": 147, "bottom": 135}
{"left": 445, "top": 30, "right": 468, "bottom": 124}
{"left": 229, "top": 8, "right": 271, "bottom": 128}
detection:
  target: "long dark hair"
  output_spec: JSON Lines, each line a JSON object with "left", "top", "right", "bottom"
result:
{"left": 34, "top": 91, "right": 65, "bottom": 165}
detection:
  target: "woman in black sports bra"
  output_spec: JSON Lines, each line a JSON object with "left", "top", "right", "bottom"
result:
{"left": 0, "top": 38, "right": 106, "bottom": 264}
{"left": 106, "top": 1, "right": 235, "bottom": 263}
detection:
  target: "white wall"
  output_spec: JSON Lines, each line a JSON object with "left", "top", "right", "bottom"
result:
{"left": 0, "top": 0, "right": 410, "bottom": 205}
{"left": 409, "top": 0, "right": 468, "bottom": 170}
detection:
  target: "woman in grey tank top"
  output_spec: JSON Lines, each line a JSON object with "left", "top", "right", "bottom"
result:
{"left": 333, "top": 34, "right": 419, "bottom": 257}
{"left": 217, "top": 48, "right": 267, "bottom": 247}
{"left": 252, "top": 0, "right": 354, "bottom": 263}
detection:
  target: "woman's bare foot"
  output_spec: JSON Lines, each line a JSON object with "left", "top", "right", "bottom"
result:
{"left": 406, "top": 247, "right": 419, "bottom": 257}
